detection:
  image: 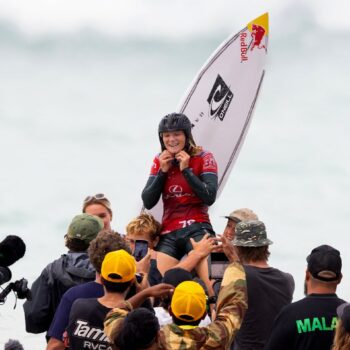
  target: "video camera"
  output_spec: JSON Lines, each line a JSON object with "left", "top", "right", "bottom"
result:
{"left": 0, "top": 235, "right": 31, "bottom": 305}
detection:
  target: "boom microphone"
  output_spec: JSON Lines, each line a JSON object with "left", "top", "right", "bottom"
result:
{"left": 0, "top": 235, "right": 26, "bottom": 267}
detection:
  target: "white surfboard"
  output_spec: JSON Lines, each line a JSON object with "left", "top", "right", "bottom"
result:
{"left": 178, "top": 13, "right": 268, "bottom": 196}
{"left": 148, "top": 13, "right": 268, "bottom": 219}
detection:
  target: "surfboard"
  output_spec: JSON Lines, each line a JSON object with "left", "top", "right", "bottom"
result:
{"left": 148, "top": 13, "right": 268, "bottom": 219}
{"left": 178, "top": 13, "right": 268, "bottom": 197}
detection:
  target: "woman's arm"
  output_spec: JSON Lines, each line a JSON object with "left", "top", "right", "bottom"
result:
{"left": 141, "top": 172, "right": 167, "bottom": 209}
{"left": 182, "top": 169, "right": 218, "bottom": 205}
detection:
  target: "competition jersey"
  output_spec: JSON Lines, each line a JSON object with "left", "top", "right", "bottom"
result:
{"left": 149, "top": 151, "right": 217, "bottom": 233}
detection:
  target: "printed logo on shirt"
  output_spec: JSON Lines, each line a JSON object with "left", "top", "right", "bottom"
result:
{"left": 296, "top": 316, "right": 337, "bottom": 334}
{"left": 169, "top": 185, "right": 182, "bottom": 195}
{"left": 207, "top": 75, "right": 234, "bottom": 121}
{"left": 202, "top": 152, "right": 218, "bottom": 174}
{"left": 164, "top": 185, "right": 194, "bottom": 200}
{"left": 72, "top": 320, "right": 112, "bottom": 349}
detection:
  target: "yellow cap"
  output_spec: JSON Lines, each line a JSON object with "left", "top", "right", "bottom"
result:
{"left": 171, "top": 281, "right": 207, "bottom": 322}
{"left": 101, "top": 250, "right": 136, "bottom": 283}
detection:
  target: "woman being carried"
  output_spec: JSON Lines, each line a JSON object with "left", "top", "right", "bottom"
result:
{"left": 142, "top": 113, "right": 218, "bottom": 276}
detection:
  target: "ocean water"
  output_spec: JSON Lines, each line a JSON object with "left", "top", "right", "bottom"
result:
{"left": 0, "top": 1, "right": 350, "bottom": 348}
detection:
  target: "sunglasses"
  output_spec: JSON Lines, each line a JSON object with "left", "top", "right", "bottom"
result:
{"left": 83, "top": 193, "right": 108, "bottom": 204}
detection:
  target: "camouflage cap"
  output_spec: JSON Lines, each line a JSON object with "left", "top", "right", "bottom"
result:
{"left": 233, "top": 220, "right": 273, "bottom": 247}
{"left": 224, "top": 208, "right": 258, "bottom": 223}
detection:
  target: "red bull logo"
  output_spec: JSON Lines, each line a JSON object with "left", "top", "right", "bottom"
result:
{"left": 250, "top": 24, "right": 266, "bottom": 51}
{"left": 240, "top": 13, "right": 268, "bottom": 63}
{"left": 240, "top": 32, "right": 249, "bottom": 62}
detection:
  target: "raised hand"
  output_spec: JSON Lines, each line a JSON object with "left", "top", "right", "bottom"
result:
{"left": 145, "top": 283, "right": 174, "bottom": 298}
{"left": 159, "top": 150, "right": 174, "bottom": 173}
{"left": 175, "top": 150, "right": 190, "bottom": 171}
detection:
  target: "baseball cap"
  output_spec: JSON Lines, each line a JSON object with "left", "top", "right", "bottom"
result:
{"left": 171, "top": 281, "right": 206, "bottom": 322}
{"left": 337, "top": 303, "right": 350, "bottom": 333}
{"left": 162, "top": 268, "right": 193, "bottom": 287}
{"left": 307, "top": 245, "right": 342, "bottom": 282}
{"left": 67, "top": 214, "right": 104, "bottom": 243}
{"left": 233, "top": 220, "right": 273, "bottom": 247}
{"left": 224, "top": 208, "right": 258, "bottom": 223}
{"left": 101, "top": 249, "right": 136, "bottom": 283}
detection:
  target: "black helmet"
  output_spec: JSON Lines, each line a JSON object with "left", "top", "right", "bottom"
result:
{"left": 158, "top": 113, "right": 194, "bottom": 152}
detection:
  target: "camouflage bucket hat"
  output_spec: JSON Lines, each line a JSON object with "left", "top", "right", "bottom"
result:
{"left": 233, "top": 220, "right": 273, "bottom": 247}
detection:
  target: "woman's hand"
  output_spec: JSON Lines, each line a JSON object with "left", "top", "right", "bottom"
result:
{"left": 159, "top": 150, "right": 174, "bottom": 173}
{"left": 176, "top": 150, "right": 190, "bottom": 171}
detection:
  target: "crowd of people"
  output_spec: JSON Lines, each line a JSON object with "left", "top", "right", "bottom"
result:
{"left": 13, "top": 113, "right": 349, "bottom": 349}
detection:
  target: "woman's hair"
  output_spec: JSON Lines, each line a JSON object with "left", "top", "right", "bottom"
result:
{"left": 126, "top": 213, "right": 161, "bottom": 242}
{"left": 187, "top": 136, "right": 202, "bottom": 156}
{"left": 332, "top": 320, "right": 350, "bottom": 350}
{"left": 114, "top": 308, "right": 160, "bottom": 350}
{"left": 88, "top": 230, "right": 131, "bottom": 273}
{"left": 236, "top": 246, "right": 270, "bottom": 263}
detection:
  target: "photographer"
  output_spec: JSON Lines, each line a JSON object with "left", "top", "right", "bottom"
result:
{"left": 23, "top": 214, "right": 103, "bottom": 335}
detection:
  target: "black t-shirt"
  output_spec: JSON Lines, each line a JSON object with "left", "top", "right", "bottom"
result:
{"left": 232, "top": 265, "right": 295, "bottom": 350}
{"left": 67, "top": 298, "right": 113, "bottom": 350}
{"left": 264, "top": 293, "right": 346, "bottom": 350}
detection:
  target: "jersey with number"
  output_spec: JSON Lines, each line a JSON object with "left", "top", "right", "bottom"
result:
{"left": 150, "top": 151, "right": 217, "bottom": 233}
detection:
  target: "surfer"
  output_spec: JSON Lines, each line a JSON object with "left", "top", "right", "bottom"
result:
{"left": 141, "top": 113, "right": 218, "bottom": 277}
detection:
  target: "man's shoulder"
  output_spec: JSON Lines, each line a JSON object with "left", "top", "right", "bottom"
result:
{"left": 278, "top": 294, "right": 343, "bottom": 313}
{"left": 268, "top": 267, "right": 295, "bottom": 285}
{"left": 245, "top": 265, "right": 294, "bottom": 283}
{"left": 43, "top": 254, "right": 66, "bottom": 270}
{"left": 71, "top": 297, "right": 100, "bottom": 311}
{"left": 64, "top": 281, "right": 103, "bottom": 300}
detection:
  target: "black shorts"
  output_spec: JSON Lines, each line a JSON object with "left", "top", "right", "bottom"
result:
{"left": 156, "top": 222, "right": 215, "bottom": 261}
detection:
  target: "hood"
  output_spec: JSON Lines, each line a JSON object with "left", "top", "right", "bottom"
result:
{"left": 48, "top": 252, "right": 95, "bottom": 287}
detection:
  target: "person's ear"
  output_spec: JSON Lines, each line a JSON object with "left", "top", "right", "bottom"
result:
{"left": 305, "top": 269, "right": 311, "bottom": 281}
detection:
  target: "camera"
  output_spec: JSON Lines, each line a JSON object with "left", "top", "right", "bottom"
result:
{"left": 0, "top": 278, "right": 31, "bottom": 304}
{"left": 0, "top": 235, "right": 31, "bottom": 305}
{"left": 210, "top": 252, "right": 229, "bottom": 295}
{"left": 0, "top": 266, "right": 12, "bottom": 286}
